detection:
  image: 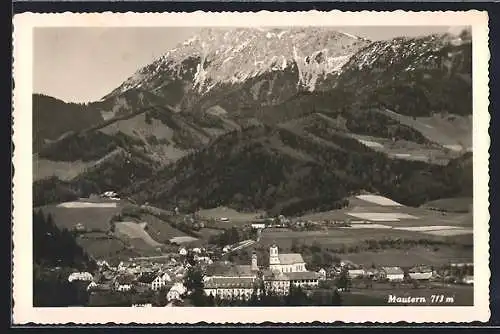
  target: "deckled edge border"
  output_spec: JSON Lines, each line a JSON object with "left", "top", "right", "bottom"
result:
{"left": 11, "top": 9, "right": 491, "bottom": 325}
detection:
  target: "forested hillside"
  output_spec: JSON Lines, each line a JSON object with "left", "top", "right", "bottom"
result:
{"left": 33, "top": 94, "right": 103, "bottom": 152}
{"left": 33, "top": 210, "right": 96, "bottom": 306}
{"left": 127, "top": 124, "right": 472, "bottom": 216}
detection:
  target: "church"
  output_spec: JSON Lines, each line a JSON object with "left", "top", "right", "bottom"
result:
{"left": 203, "top": 244, "right": 319, "bottom": 299}
{"left": 264, "top": 244, "right": 320, "bottom": 294}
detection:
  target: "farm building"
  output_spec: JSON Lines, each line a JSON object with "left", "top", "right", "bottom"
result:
{"left": 462, "top": 275, "right": 474, "bottom": 285}
{"left": 381, "top": 267, "right": 405, "bottom": 282}
{"left": 114, "top": 274, "right": 135, "bottom": 291}
{"left": 409, "top": 266, "right": 433, "bottom": 280}
{"left": 348, "top": 269, "right": 366, "bottom": 279}
{"left": 179, "top": 247, "right": 187, "bottom": 256}
{"left": 152, "top": 273, "right": 172, "bottom": 291}
{"left": 167, "top": 282, "right": 187, "bottom": 301}
{"left": 86, "top": 281, "right": 98, "bottom": 291}
{"left": 194, "top": 255, "right": 213, "bottom": 264}
{"left": 136, "top": 271, "right": 157, "bottom": 286}
{"left": 117, "top": 284, "right": 132, "bottom": 292}
{"left": 68, "top": 272, "right": 93, "bottom": 282}
{"left": 251, "top": 223, "right": 266, "bottom": 229}
{"left": 318, "top": 268, "right": 327, "bottom": 280}
{"left": 102, "top": 191, "right": 118, "bottom": 198}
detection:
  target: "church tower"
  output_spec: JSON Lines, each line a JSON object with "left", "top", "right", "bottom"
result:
{"left": 269, "top": 244, "right": 280, "bottom": 266}
{"left": 251, "top": 252, "right": 258, "bottom": 271}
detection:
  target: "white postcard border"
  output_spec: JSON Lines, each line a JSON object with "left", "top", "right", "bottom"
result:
{"left": 12, "top": 10, "right": 491, "bottom": 324}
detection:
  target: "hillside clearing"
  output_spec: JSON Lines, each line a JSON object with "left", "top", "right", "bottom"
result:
{"left": 380, "top": 109, "right": 472, "bottom": 149}
{"left": 393, "top": 225, "right": 462, "bottom": 232}
{"left": 114, "top": 221, "right": 162, "bottom": 247}
{"left": 137, "top": 213, "right": 188, "bottom": 243}
{"left": 197, "top": 206, "right": 265, "bottom": 223}
{"left": 33, "top": 158, "right": 94, "bottom": 181}
{"left": 357, "top": 139, "right": 384, "bottom": 148}
{"left": 355, "top": 194, "right": 402, "bottom": 207}
{"left": 39, "top": 204, "right": 121, "bottom": 231}
{"left": 346, "top": 212, "right": 419, "bottom": 222}
{"left": 422, "top": 229, "right": 473, "bottom": 236}
{"left": 342, "top": 247, "right": 473, "bottom": 267}
{"left": 339, "top": 224, "right": 392, "bottom": 229}
{"left": 170, "top": 236, "right": 199, "bottom": 244}
{"left": 422, "top": 197, "right": 473, "bottom": 213}
{"left": 57, "top": 201, "right": 118, "bottom": 208}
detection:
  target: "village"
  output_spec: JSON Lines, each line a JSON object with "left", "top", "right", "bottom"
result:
{"left": 66, "top": 241, "right": 474, "bottom": 307}
{"left": 48, "top": 191, "right": 474, "bottom": 306}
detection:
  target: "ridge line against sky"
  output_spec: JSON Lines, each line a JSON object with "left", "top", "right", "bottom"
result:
{"left": 34, "top": 26, "right": 466, "bottom": 103}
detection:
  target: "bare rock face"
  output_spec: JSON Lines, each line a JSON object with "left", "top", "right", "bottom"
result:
{"left": 102, "top": 28, "right": 371, "bottom": 114}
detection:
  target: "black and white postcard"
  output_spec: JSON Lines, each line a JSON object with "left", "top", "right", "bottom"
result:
{"left": 12, "top": 10, "right": 490, "bottom": 324}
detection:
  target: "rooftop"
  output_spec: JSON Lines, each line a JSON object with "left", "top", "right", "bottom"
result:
{"left": 278, "top": 253, "right": 305, "bottom": 265}
{"left": 382, "top": 267, "right": 404, "bottom": 275}
{"left": 204, "top": 277, "right": 257, "bottom": 289}
{"left": 286, "top": 271, "right": 321, "bottom": 281}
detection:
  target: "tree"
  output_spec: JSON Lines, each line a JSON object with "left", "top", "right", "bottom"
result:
{"left": 337, "top": 268, "right": 351, "bottom": 292}
{"left": 186, "top": 252, "right": 196, "bottom": 266}
{"left": 184, "top": 266, "right": 207, "bottom": 306}
{"left": 184, "top": 266, "right": 204, "bottom": 292}
{"left": 331, "top": 289, "right": 342, "bottom": 306}
{"left": 291, "top": 238, "right": 300, "bottom": 253}
{"left": 286, "top": 285, "right": 309, "bottom": 306}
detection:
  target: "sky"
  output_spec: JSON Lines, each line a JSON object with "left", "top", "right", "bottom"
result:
{"left": 33, "top": 26, "right": 465, "bottom": 103}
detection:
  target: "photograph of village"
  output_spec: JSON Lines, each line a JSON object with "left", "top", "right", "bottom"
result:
{"left": 32, "top": 24, "right": 474, "bottom": 307}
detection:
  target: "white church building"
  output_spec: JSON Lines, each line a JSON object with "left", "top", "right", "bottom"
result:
{"left": 264, "top": 244, "right": 320, "bottom": 293}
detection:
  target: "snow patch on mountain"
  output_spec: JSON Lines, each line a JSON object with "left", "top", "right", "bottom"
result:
{"left": 109, "top": 27, "right": 370, "bottom": 98}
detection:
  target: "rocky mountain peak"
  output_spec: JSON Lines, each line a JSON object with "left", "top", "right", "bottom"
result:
{"left": 106, "top": 27, "right": 371, "bottom": 100}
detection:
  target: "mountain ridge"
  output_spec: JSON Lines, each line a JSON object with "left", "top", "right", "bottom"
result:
{"left": 33, "top": 27, "right": 473, "bottom": 214}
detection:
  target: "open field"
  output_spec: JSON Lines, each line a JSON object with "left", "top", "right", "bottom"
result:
{"left": 342, "top": 283, "right": 473, "bottom": 306}
{"left": 259, "top": 227, "right": 471, "bottom": 249}
{"left": 355, "top": 194, "right": 402, "bottom": 207}
{"left": 138, "top": 213, "right": 188, "bottom": 243}
{"left": 170, "top": 236, "right": 199, "bottom": 244}
{"left": 195, "top": 228, "right": 223, "bottom": 240}
{"left": 75, "top": 232, "right": 137, "bottom": 259}
{"left": 349, "top": 133, "right": 459, "bottom": 165}
{"left": 422, "top": 197, "right": 473, "bottom": 213}
{"left": 114, "top": 221, "right": 162, "bottom": 248}
{"left": 422, "top": 229, "right": 473, "bottom": 236}
{"left": 342, "top": 247, "right": 472, "bottom": 267}
{"left": 57, "top": 201, "right": 118, "bottom": 208}
{"left": 33, "top": 157, "right": 94, "bottom": 181}
{"left": 39, "top": 201, "right": 122, "bottom": 231}
{"left": 297, "top": 195, "right": 473, "bottom": 228}
{"left": 197, "top": 206, "right": 265, "bottom": 224}
{"left": 346, "top": 212, "right": 419, "bottom": 221}
{"left": 379, "top": 109, "right": 472, "bottom": 151}
{"left": 357, "top": 139, "right": 384, "bottom": 148}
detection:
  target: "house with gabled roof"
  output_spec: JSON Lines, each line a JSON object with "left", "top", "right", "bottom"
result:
{"left": 152, "top": 272, "right": 172, "bottom": 291}
{"left": 381, "top": 267, "right": 405, "bottom": 282}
